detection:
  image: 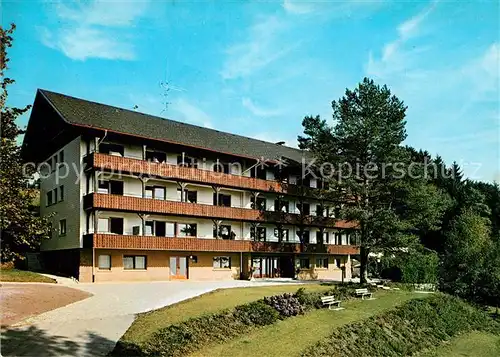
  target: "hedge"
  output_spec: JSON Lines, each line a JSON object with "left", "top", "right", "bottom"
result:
{"left": 300, "top": 293, "right": 500, "bottom": 357}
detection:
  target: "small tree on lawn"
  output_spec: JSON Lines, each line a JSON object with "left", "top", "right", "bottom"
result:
{"left": 0, "top": 24, "right": 51, "bottom": 263}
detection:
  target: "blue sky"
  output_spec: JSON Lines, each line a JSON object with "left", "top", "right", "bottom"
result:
{"left": 4, "top": 0, "right": 499, "bottom": 182}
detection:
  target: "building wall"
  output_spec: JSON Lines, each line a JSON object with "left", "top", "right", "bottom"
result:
{"left": 40, "top": 136, "right": 83, "bottom": 251}
{"left": 91, "top": 249, "right": 241, "bottom": 282}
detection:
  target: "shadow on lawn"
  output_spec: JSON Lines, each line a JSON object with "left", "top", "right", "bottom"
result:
{"left": 1, "top": 325, "right": 117, "bottom": 357}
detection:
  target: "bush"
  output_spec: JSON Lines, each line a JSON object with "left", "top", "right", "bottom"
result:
{"left": 234, "top": 300, "right": 280, "bottom": 325}
{"left": 301, "top": 293, "right": 500, "bottom": 357}
{"left": 295, "top": 288, "right": 324, "bottom": 310}
{"left": 263, "top": 293, "right": 304, "bottom": 318}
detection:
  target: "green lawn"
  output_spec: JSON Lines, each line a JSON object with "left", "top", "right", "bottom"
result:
{"left": 121, "top": 284, "right": 331, "bottom": 345}
{"left": 0, "top": 269, "right": 56, "bottom": 283}
{"left": 190, "top": 290, "right": 424, "bottom": 357}
{"left": 420, "top": 331, "right": 500, "bottom": 357}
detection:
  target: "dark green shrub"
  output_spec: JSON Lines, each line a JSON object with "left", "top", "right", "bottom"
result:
{"left": 301, "top": 293, "right": 500, "bottom": 357}
{"left": 294, "top": 288, "right": 324, "bottom": 310}
{"left": 263, "top": 293, "right": 304, "bottom": 318}
{"left": 234, "top": 300, "right": 280, "bottom": 325}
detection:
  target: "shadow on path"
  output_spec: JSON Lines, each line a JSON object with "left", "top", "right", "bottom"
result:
{"left": 1, "top": 325, "right": 116, "bottom": 357}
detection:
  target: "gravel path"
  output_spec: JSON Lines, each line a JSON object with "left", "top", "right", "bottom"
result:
{"left": 1, "top": 280, "right": 289, "bottom": 356}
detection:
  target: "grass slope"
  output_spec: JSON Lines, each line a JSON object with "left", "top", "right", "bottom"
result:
{"left": 0, "top": 269, "right": 56, "bottom": 283}
{"left": 121, "top": 284, "right": 330, "bottom": 346}
{"left": 190, "top": 290, "right": 423, "bottom": 357}
{"left": 420, "top": 331, "right": 500, "bottom": 357}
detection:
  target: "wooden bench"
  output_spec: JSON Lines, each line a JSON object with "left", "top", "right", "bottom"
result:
{"left": 321, "top": 295, "right": 344, "bottom": 311}
{"left": 355, "top": 288, "right": 375, "bottom": 300}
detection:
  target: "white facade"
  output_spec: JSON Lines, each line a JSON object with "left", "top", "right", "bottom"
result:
{"left": 39, "top": 137, "right": 352, "bottom": 251}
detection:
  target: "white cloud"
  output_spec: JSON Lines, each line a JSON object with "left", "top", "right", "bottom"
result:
{"left": 282, "top": 0, "right": 316, "bottom": 14}
{"left": 40, "top": 27, "right": 135, "bottom": 61}
{"left": 40, "top": 0, "right": 149, "bottom": 60}
{"left": 221, "top": 15, "right": 296, "bottom": 79}
{"left": 366, "top": 1, "right": 436, "bottom": 77}
{"left": 171, "top": 98, "right": 214, "bottom": 129}
{"left": 242, "top": 97, "right": 282, "bottom": 117}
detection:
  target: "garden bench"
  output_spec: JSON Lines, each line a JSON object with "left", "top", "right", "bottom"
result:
{"left": 321, "top": 295, "right": 344, "bottom": 311}
{"left": 355, "top": 288, "right": 375, "bottom": 300}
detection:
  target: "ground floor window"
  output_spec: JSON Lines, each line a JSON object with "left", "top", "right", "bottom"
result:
{"left": 316, "top": 257, "right": 329, "bottom": 269}
{"left": 300, "top": 258, "right": 310, "bottom": 269}
{"left": 123, "top": 255, "right": 147, "bottom": 270}
{"left": 213, "top": 256, "right": 231, "bottom": 269}
{"left": 98, "top": 255, "right": 111, "bottom": 270}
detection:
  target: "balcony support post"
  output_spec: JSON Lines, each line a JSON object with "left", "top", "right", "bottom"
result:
{"left": 137, "top": 213, "right": 150, "bottom": 235}
{"left": 142, "top": 145, "right": 147, "bottom": 160}
{"left": 177, "top": 182, "right": 187, "bottom": 202}
{"left": 140, "top": 177, "right": 150, "bottom": 198}
{"left": 212, "top": 219, "right": 223, "bottom": 239}
{"left": 93, "top": 170, "right": 99, "bottom": 193}
{"left": 93, "top": 210, "right": 99, "bottom": 234}
{"left": 212, "top": 185, "right": 220, "bottom": 205}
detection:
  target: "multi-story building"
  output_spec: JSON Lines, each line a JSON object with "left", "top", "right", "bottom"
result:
{"left": 22, "top": 89, "right": 359, "bottom": 283}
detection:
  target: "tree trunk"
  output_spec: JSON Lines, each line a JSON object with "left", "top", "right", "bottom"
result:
{"left": 359, "top": 245, "right": 369, "bottom": 284}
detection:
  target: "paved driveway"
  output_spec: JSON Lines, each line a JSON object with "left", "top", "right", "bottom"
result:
{"left": 1, "top": 280, "right": 288, "bottom": 356}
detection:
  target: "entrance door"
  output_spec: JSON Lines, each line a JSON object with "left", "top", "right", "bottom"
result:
{"left": 170, "top": 256, "right": 188, "bottom": 279}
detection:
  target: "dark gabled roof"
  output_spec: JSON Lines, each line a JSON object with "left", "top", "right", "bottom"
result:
{"left": 37, "top": 89, "right": 308, "bottom": 163}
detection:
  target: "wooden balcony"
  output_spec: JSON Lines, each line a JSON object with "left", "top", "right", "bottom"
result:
{"left": 86, "top": 152, "right": 283, "bottom": 193}
{"left": 88, "top": 234, "right": 360, "bottom": 255}
{"left": 84, "top": 193, "right": 356, "bottom": 229}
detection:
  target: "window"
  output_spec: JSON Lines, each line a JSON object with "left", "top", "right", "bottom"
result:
{"left": 59, "top": 150, "right": 64, "bottom": 163}
{"left": 177, "top": 189, "right": 197, "bottom": 203}
{"left": 251, "top": 166, "right": 267, "bottom": 180}
{"left": 110, "top": 180, "right": 124, "bottom": 195}
{"left": 299, "top": 231, "right": 310, "bottom": 244}
{"left": 213, "top": 256, "right": 231, "bottom": 269}
{"left": 300, "top": 258, "right": 310, "bottom": 269}
{"left": 98, "top": 218, "right": 109, "bottom": 233}
{"left": 251, "top": 226, "right": 266, "bottom": 241}
{"left": 100, "top": 143, "right": 124, "bottom": 156}
{"left": 316, "top": 257, "right": 329, "bottom": 269}
{"left": 297, "top": 203, "right": 310, "bottom": 215}
{"left": 213, "top": 193, "right": 231, "bottom": 207}
{"left": 177, "top": 155, "right": 197, "bottom": 168}
{"left": 123, "top": 255, "right": 146, "bottom": 270}
{"left": 274, "top": 200, "right": 289, "bottom": 213}
{"left": 146, "top": 186, "right": 166, "bottom": 200}
{"left": 98, "top": 180, "right": 109, "bottom": 194}
{"left": 146, "top": 150, "right": 166, "bottom": 163}
{"left": 145, "top": 221, "right": 167, "bottom": 237}
{"left": 46, "top": 191, "right": 53, "bottom": 206}
{"left": 214, "top": 224, "right": 232, "bottom": 239}
{"left": 59, "top": 185, "right": 64, "bottom": 202}
{"left": 145, "top": 221, "right": 154, "bottom": 236}
{"left": 316, "top": 205, "right": 329, "bottom": 217}
{"left": 316, "top": 231, "right": 329, "bottom": 244}
{"left": 178, "top": 223, "right": 197, "bottom": 237}
{"left": 109, "top": 217, "right": 123, "bottom": 234}
{"left": 98, "top": 255, "right": 111, "bottom": 270}
{"left": 213, "top": 161, "right": 230, "bottom": 174}
{"left": 317, "top": 180, "right": 329, "bottom": 190}
{"left": 59, "top": 219, "right": 67, "bottom": 236}
{"left": 98, "top": 180, "right": 123, "bottom": 195}
{"left": 251, "top": 196, "right": 266, "bottom": 210}
{"left": 165, "top": 222, "right": 175, "bottom": 237}
{"left": 274, "top": 228, "right": 289, "bottom": 241}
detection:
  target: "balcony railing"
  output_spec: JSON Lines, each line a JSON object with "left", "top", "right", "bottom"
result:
{"left": 86, "top": 152, "right": 283, "bottom": 193}
{"left": 87, "top": 233, "right": 360, "bottom": 255}
{"left": 84, "top": 193, "right": 356, "bottom": 229}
